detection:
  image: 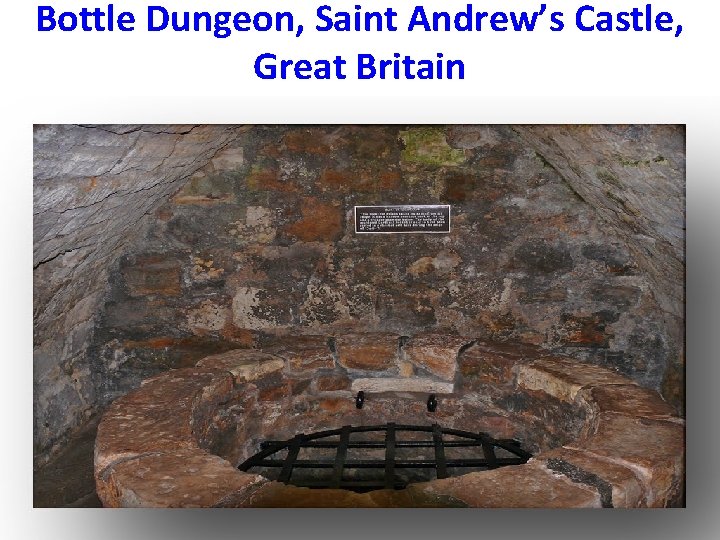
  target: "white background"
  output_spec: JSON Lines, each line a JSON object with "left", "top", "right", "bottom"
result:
{"left": 18, "top": 1, "right": 706, "bottom": 98}
{"left": 3, "top": 1, "right": 718, "bottom": 538}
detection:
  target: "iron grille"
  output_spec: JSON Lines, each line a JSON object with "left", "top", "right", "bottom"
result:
{"left": 238, "top": 423, "right": 532, "bottom": 492}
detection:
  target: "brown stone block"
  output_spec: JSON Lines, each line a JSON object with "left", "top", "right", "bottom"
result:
{"left": 264, "top": 335, "right": 334, "bottom": 372}
{"left": 425, "top": 406, "right": 458, "bottom": 426}
{"left": 343, "top": 126, "right": 398, "bottom": 160}
{"left": 475, "top": 311, "right": 517, "bottom": 339}
{"left": 378, "top": 170, "right": 402, "bottom": 190}
{"left": 136, "top": 367, "right": 234, "bottom": 406}
{"left": 258, "top": 141, "right": 282, "bottom": 158}
{"left": 471, "top": 340, "right": 543, "bottom": 360}
{"left": 460, "top": 355, "right": 512, "bottom": 385}
{"left": 476, "top": 153, "right": 514, "bottom": 169}
{"left": 290, "top": 378, "right": 312, "bottom": 395}
{"left": 541, "top": 447, "right": 645, "bottom": 508}
{"left": 443, "top": 171, "right": 476, "bottom": 203}
{"left": 122, "top": 255, "right": 181, "bottom": 297}
{"left": 518, "top": 356, "right": 632, "bottom": 402}
{"left": 246, "top": 167, "right": 299, "bottom": 193}
{"left": 335, "top": 333, "right": 399, "bottom": 371}
{"left": 570, "top": 412, "right": 684, "bottom": 507}
{"left": 219, "top": 326, "right": 258, "bottom": 348}
{"left": 518, "top": 332, "right": 546, "bottom": 346}
{"left": 196, "top": 349, "right": 285, "bottom": 384}
{"left": 253, "top": 368, "right": 287, "bottom": 392}
{"left": 315, "top": 373, "right": 351, "bottom": 392}
{"left": 95, "top": 406, "right": 197, "bottom": 475}
{"left": 588, "top": 283, "right": 642, "bottom": 308}
{"left": 122, "top": 336, "right": 176, "bottom": 350}
{"left": 283, "top": 129, "right": 333, "bottom": 155}
{"left": 351, "top": 377, "right": 454, "bottom": 394}
{"left": 456, "top": 407, "right": 520, "bottom": 440}
{"left": 317, "top": 397, "right": 356, "bottom": 414}
{"left": 227, "top": 482, "right": 406, "bottom": 508}
{"left": 458, "top": 342, "right": 532, "bottom": 386}
{"left": 95, "top": 368, "right": 235, "bottom": 472}
{"left": 258, "top": 382, "right": 291, "bottom": 402}
{"left": 418, "top": 462, "right": 601, "bottom": 508}
{"left": 359, "top": 169, "right": 401, "bottom": 192}
{"left": 556, "top": 311, "right": 618, "bottom": 347}
{"left": 355, "top": 398, "right": 427, "bottom": 423}
{"left": 222, "top": 481, "right": 464, "bottom": 508}
{"left": 317, "top": 168, "right": 401, "bottom": 193}
{"left": 518, "top": 285, "right": 569, "bottom": 304}
{"left": 403, "top": 333, "right": 473, "bottom": 381}
{"left": 120, "top": 337, "right": 241, "bottom": 368}
{"left": 407, "top": 253, "right": 460, "bottom": 278}
{"left": 661, "top": 361, "right": 685, "bottom": 417}
{"left": 284, "top": 198, "right": 342, "bottom": 242}
{"left": 318, "top": 168, "right": 351, "bottom": 191}
{"left": 97, "top": 449, "right": 265, "bottom": 507}
{"left": 577, "top": 384, "right": 677, "bottom": 421}
{"left": 493, "top": 389, "right": 587, "bottom": 446}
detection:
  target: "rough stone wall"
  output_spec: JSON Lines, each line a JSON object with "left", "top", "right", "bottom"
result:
{"left": 34, "top": 124, "right": 684, "bottom": 466}
{"left": 512, "top": 125, "right": 685, "bottom": 410}
{"left": 90, "top": 125, "right": 684, "bottom": 415}
{"left": 33, "top": 125, "right": 241, "bottom": 464}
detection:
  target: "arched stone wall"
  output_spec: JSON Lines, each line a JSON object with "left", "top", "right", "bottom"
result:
{"left": 34, "top": 125, "right": 242, "bottom": 464}
{"left": 33, "top": 125, "right": 685, "bottom": 467}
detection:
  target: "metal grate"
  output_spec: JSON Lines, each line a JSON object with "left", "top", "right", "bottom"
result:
{"left": 238, "top": 423, "right": 532, "bottom": 492}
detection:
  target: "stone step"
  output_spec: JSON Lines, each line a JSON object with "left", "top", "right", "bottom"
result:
{"left": 351, "top": 377, "right": 454, "bottom": 394}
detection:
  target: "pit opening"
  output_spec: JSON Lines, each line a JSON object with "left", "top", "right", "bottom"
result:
{"left": 94, "top": 336, "right": 684, "bottom": 508}
{"left": 239, "top": 423, "right": 532, "bottom": 492}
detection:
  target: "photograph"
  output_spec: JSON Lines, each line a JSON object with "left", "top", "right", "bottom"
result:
{"left": 33, "top": 124, "right": 685, "bottom": 508}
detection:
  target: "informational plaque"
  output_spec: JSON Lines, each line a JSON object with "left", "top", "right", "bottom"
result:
{"left": 354, "top": 205, "right": 451, "bottom": 234}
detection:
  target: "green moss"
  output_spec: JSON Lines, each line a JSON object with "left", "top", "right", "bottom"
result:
{"left": 605, "top": 189, "right": 641, "bottom": 216}
{"left": 534, "top": 151, "right": 554, "bottom": 169}
{"left": 399, "top": 128, "right": 465, "bottom": 167}
{"left": 617, "top": 157, "right": 642, "bottom": 167}
{"left": 174, "top": 174, "right": 234, "bottom": 200}
{"left": 595, "top": 168, "right": 622, "bottom": 188}
{"left": 618, "top": 155, "right": 667, "bottom": 167}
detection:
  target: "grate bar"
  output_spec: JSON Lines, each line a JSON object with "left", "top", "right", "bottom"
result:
{"left": 385, "top": 422, "right": 396, "bottom": 489}
{"left": 432, "top": 423, "right": 448, "bottom": 480}
{"left": 261, "top": 440, "right": 491, "bottom": 450}
{"left": 258, "top": 423, "right": 522, "bottom": 442}
{"left": 293, "top": 480, "right": 408, "bottom": 490}
{"left": 493, "top": 439, "right": 533, "bottom": 460}
{"left": 239, "top": 440, "right": 290, "bottom": 470}
{"left": 277, "top": 434, "right": 304, "bottom": 484}
{"left": 331, "top": 425, "right": 351, "bottom": 488}
{"left": 239, "top": 422, "right": 532, "bottom": 492}
{"left": 480, "top": 437, "right": 499, "bottom": 469}
{"left": 254, "top": 457, "right": 526, "bottom": 469}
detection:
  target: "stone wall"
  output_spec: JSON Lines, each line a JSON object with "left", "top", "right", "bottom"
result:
{"left": 91, "top": 125, "right": 684, "bottom": 414}
{"left": 512, "top": 126, "right": 685, "bottom": 409}
{"left": 34, "top": 124, "right": 685, "bottom": 466}
{"left": 33, "top": 125, "right": 242, "bottom": 464}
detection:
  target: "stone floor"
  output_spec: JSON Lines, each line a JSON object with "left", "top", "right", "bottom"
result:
{"left": 33, "top": 415, "right": 102, "bottom": 508}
